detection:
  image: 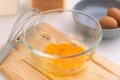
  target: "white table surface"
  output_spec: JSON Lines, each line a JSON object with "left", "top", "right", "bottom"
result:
{"left": 0, "top": 0, "right": 120, "bottom": 80}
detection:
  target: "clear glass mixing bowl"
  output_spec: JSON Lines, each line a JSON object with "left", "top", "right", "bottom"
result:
{"left": 22, "top": 9, "right": 103, "bottom": 75}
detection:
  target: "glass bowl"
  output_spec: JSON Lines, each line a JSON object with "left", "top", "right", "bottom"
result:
{"left": 22, "top": 9, "right": 103, "bottom": 75}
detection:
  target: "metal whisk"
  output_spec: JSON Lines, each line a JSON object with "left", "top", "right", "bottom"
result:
{"left": 0, "top": 8, "right": 40, "bottom": 64}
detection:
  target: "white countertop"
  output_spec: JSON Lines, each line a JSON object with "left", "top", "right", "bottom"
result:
{"left": 0, "top": 0, "right": 120, "bottom": 80}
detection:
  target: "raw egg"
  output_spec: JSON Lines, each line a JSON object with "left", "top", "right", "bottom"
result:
{"left": 99, "top": 16, "right": 118, "bottom": 29}
{"left": 107, "top": 7, "right": 120, "bottom": 23}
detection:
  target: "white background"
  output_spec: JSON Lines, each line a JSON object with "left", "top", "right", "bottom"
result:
{"left": 0, "top": 0, "right": 120, "bottom": 80}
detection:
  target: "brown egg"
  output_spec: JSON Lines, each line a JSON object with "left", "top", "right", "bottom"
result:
{"left": 99, "top": 16, "right": 118, "bottom": 29}
{"left": 107, "top": 7, "right": 120, "bottom": 23}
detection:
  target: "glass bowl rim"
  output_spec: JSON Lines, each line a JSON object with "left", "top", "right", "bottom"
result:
{"left": 22, "top": 9, "right": 103, "bottom": 59}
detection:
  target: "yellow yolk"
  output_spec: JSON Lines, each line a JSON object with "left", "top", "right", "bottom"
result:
{"left": 45, "top": 43, "right": 87, "bottom": 71}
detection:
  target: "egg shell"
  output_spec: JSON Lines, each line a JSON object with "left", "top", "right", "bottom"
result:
{"left": 107, "top": 7, "right": 120, "bottom": 23}
{"left": 99, "top": 16, "right": 118, "bottom": 29}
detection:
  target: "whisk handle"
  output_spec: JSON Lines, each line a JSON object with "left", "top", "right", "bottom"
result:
{"left": 0, "top": 43, "right": 13, "bottom": 64}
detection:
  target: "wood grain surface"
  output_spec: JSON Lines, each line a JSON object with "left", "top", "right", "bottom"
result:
{"left": 0, "top": 23, "right": 120, "bottom": 80}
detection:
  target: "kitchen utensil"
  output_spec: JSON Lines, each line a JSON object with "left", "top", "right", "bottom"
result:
{"left": 0, "top": 8, "right": 40, "bottom": 64}
{"left": 74, "top": 0, "right": 120, "bottom": 21}
{"left": 73, "top": 0, "right": 120, "bottom": 38}
{"left": 21, "top": 9, "right": 102, "bottom": 75}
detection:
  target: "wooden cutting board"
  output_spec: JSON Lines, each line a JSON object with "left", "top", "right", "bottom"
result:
{"left": 0, "top": 23, "right": 120, "bottom": 80}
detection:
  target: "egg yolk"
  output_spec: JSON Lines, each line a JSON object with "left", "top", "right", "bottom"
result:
{"left": 45, "top": 43, "right": 87, "bottom": 71}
